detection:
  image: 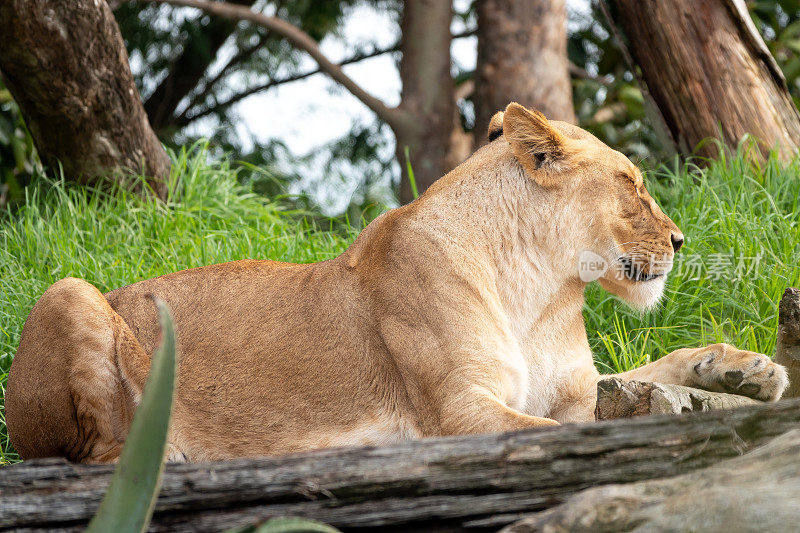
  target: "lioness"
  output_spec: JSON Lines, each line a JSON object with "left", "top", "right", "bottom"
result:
{"left": 6, "top": 103, "right": 788, "bottom": 463}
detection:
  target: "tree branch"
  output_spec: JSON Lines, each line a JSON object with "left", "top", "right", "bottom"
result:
{"left": 143, "top": 0, "right": 259, "bottom": 131}
{"left": 174, "top": 42, "right": 402, "bottom": 127}
{"left": 176, "top": 27, "right": 478, "bottom": 128}
{"left": 143, "top": 0, "right": 406, "bottom": 129}
{"left": 185, "top": 33, "right": 268, "bottom": 110}
{"left": 180, "top": 0, "right": 287, "bottom": 117}
{"left": 568, "top": 63, "right": 613, "bottom": 85}
{"left": 168, "top": 24, "right": 603, "bottom": 131}
{"left": 502, "top": 429, "right": 800, "bottom": 532}
{"left": 175, "top": 27, "right": 479, "bottom": 127}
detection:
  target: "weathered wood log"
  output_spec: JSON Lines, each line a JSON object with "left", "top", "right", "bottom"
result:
{"left": 775, "top": 288, "right": 800, "bottom": 397}
{"left": 4, "top": 397, "right": 800, "bottom": 531}
{"left": 502, "top": 428, "right": 800, "bottom": 532}
{"left": 595, "top": 377, "right": 759, "bottom": 420}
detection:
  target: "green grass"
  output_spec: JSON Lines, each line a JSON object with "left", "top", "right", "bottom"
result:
{"left": 0, "top": 146, "right": 798, "bottom": 464}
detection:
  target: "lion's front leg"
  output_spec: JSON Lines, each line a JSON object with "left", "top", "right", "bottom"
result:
{"left": 617, "top": 343, "right": 788, "bottom": 401}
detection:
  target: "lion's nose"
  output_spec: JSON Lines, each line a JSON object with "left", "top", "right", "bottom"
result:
{"left": 671, "top": 232, "right": 684, "bottom": 252}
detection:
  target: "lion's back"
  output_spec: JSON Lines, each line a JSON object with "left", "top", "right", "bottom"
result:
{"left": 104, "top": 259, "right": 299, "bottom": 356}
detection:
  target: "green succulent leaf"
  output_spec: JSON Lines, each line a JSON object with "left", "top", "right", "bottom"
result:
{"left": 86, "top": 297, "right": 177, "bottom": 533}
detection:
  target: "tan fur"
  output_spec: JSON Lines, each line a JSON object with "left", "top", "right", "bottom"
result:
{"left": 5, "top": 103, "right": 788, "bottom": 463}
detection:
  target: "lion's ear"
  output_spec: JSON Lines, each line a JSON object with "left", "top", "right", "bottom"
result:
{"left": 502, "top": 102, "right": 569, "bottom": 186}
{"left": 487, "top": 111, "right": 504, "bottom": 142}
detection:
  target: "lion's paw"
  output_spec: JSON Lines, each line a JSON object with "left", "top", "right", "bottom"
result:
{"left": 689, "top": 343, "right": 788, "bottom": 401}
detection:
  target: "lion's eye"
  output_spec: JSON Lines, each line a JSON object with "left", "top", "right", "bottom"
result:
{"left": 617, "top": 172, "right": 638, "bottom": 187}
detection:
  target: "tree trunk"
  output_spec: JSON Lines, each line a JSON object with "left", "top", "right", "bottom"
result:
{"left": 4, "top": 397, "right": 800, "bottom": 531}
{"left": 474, "top": 0, "right": 575, "bottom": 141}
{"left": 775, "top": 287, "right": 800, "bottom": 397}
{"left": 611, "top": 0, "right": 800, "bottom": 161}
{"left": 0, "top": 0, "right": 171, "bottom": 198}
{"left": 395, "top": 0, "right": 457, "bottom": 203}
{"left": 502, "top": 429, "right": 800, "bottom": 532}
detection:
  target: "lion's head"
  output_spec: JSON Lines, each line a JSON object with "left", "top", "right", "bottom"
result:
{"left": 488, "top": 102, "right": 683, "bottom": 310}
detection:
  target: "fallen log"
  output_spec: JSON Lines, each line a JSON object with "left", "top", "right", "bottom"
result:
{"left": 502, "top": 428, "right": 800, "bottom": 532}
{"left": 595, "top": 377, "right": 758, "bottom": 420}
{"left": 3, "top": 397, "right": 800, "bottom": 532}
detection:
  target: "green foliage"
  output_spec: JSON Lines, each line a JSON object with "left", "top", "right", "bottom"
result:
{"left": 0, "top": 369, "right": 8, "bottom": 464}
{"left": 111, "top": 0, "right": 398, "bottom": 214}
{"left": 0, "top": 81, "right": 40, "bottom": 208}
{"left": 751, "top": 0, "right": 800, "bottom": 107}
{"left": 6, "top": 1, "right": 800, "bottom": 215}
{"left": 86, "top": 299, "right": 177, "bottom": 533}
{"left": 247, "top": 120, "right": 398, "bottom": 220}
{"left": 0, "top": 148, "right": 798, "bottom": 465}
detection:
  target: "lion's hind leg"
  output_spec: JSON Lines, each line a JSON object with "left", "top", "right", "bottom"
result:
{"left": 5, "top": 277, "right": 151, "bottom": 463}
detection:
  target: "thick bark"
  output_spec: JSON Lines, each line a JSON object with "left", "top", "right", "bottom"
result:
{"left": 0, "top": 0, "right": 170, "bottom": 198}
{"left": 502, "top": 429, "right": 800, "bottom": 532}
{"left": 395, "top": 0, "right": 457, "bottom": 203}
{"left": 775, "top": 288, "right": 800, "bottom": 397}
{"left": 595, "top": 377, "right": 758, "bottom": 420}
{"left": 4, "top": 398, "right": 800, "bottom": 531}
{"left": 611, "top": 0, "right": 800, "bottom": 161}
{"left": 474, "top": 0, "right": 575, "bottom": 140}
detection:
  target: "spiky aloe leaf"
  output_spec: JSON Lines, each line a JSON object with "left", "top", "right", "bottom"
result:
{"left": 229, "top": 517, "right": 342, "bottom": 533}
{"left": 86, "top": 297, "right": 177, "bottom": 533}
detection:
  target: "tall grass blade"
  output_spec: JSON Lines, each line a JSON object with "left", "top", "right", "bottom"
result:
{"left": 404, "top": 146, "right": 420, "bottom": 199}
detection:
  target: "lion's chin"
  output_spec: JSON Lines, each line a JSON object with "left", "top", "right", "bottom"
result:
{"left": 599, "top": 275, "right": 666, "bottom": 312}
